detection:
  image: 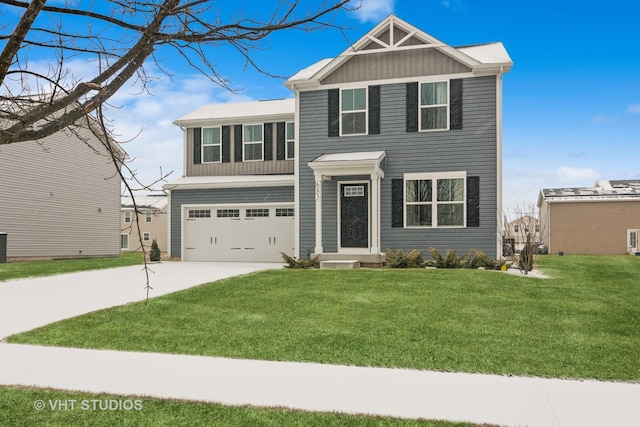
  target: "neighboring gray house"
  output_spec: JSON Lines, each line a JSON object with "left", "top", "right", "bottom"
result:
{"left": 0, "top": 125, "right": 125, "bottom": 261}
{"left": 165, "top": 15, "right": 512, "bottom": 263}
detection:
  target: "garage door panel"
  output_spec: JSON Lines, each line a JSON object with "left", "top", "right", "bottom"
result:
{"left": 183, "top": 205, "right": 294, "bottom": 262}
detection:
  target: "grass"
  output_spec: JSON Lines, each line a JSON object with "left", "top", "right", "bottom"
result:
{"left": 8, "top": 255, "right": 640, "bottom": 381}
{"left": 0, "top": 386, "right": 473, "bottom": 427}
{"left": 0, "top": 252, "right": 143, "bottom": 281}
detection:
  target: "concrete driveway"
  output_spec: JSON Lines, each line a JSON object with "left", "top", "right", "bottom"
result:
{"left": 0, "top": 261, "right": 280, "bottom": 339}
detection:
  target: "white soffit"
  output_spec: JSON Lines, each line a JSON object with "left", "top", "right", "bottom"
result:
{"left": 163, "top": 175, "right": 294, "bottom": 190}
{"left": 174, "top": 98, "right": 294, "bottom": 125}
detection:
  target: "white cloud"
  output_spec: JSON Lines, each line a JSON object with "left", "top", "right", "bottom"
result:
{"left": 353, "top": 0, "right": 394, "bottom": 23}
{"left": 591, "top": 114, "right": 621, "bottom": 124}
{"left": 627, "top": 104, "right": 640, "bottom": 114}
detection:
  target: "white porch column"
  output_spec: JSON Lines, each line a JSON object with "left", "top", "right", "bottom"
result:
{"left": 370, "top": 173, "right": 380, "bottom": 254}
{"left": 314, "top": 172, "right": 323, "bottom": 254}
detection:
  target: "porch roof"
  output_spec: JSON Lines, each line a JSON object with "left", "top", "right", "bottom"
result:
{"left": 308, "top": 151, "right": 386, "bottom": 178}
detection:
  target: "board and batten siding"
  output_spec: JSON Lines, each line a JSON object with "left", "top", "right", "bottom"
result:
{"left": 321, "top": 48, "right": 472, "bottom": 85}
{"left": 298, "top": 76, "right": 499, "bottom": 258}
{"left": 169, "top": 186, "right": 294, "bottom": 258}
{"left": 185, "top": 126, "right": 294, "bottom": 176}
{"left": 0, "top": 131, "right": 121, "bottom": 259}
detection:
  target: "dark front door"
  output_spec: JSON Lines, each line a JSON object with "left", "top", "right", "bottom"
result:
{"left": 340, "top": 183, "right": 369, "bottom": 248}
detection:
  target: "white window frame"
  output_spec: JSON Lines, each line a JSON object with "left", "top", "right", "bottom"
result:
{"left": 340, "top": 87, "right": 368, "bottom": 136}
{"left": 419, "top": 80, "right": 449, "bottom": 132}
{"left": 120, "top": 234, "right": 129, "bottom": 250}
{"left": 143, "top": 232, "right": 151, "bottom": 242}
{"left": 145, "top": 210, "right": 152, "bottom": 223}
{"left": 404, "top": 171, "right": 466, "bottom": 228}
{"left": 243, "top": 123, "right": 263, "bottom": 162}
{"left": 285, "top": 121, "right": 295, "bottom": 160}
{"left": 124, "top": 211, "right": 131, "bottom": 223}
{"left": 202, "top": 126, "right": 222, "bottom": 163}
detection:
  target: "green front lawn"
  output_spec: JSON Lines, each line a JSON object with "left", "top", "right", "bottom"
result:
{"left": 0, "top": 252, "right": 143, "bottom": 281}
{"left": 0, "top": 386, "right": 471, "bottom": 427}
{"left": 8, "top": 255, "right": 640, "bottom": 381}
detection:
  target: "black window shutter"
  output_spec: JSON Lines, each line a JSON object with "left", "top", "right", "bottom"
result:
{"left": 368, "top": 85, "right": 381, "bottom": 135}
{"left": 391, "top": 179, "right": 404, "bottom": 228}
{"left": 328, "top": 89, "right": 339, "bottom": 137}
{"left": 450, "top": 79, "right": 463, "bottom": 130}
{"left": 467, "top": 176, "right": 480, "bottom": 227}
{"left": 193, "top": 128, "right": 202, "bottom": 164}
{"left": 406, "top": 82, "right": 418, "bottom": 133}
{"left": 276, "top": 122, "right": 286, "bottom": 160}
{"left": 222, "top": 126, "right": 230, "bottom": 163}
{"left": 264, "top": 123, "right": 273, "bottom": 161}
{"left": 234, "top": 124, "right": 243, "bottom": 162}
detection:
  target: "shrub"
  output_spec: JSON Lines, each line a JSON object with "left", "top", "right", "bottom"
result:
{"left": 462, "top": 250, "right": 506, "bottom": 270}
{"left": 385, "top": 248, "right": 424, "bottom": 268}
{"left": 281, "top": 252, "right": 318, "bottom": 269}
{"left": 149, "top": 239, "right": 161, "bottom": 262}
{"left": 426, "top": 248, "right": 462, "bottom": 268}
{"left": 518, "top": 243, "right": 534, "bottom": 272}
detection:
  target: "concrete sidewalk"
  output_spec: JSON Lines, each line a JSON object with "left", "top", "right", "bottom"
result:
{"left": 1, "top": 262, "right": 639, "bottom": 427}
{"left": 1, "top": 343, "right": 639, "bottom": 427}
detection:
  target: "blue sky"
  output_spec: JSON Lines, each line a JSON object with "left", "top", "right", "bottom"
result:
{"left": 24, "top": 0, "right": 640, "bottom": 212}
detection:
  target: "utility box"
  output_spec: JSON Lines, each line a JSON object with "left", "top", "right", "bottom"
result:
{"left": 0, "top": 233, "right": 7, "bottom": 263}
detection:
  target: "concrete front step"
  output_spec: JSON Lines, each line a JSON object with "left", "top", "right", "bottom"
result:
{"left": 319, "top": 260, "right": 360, "bottom": 269}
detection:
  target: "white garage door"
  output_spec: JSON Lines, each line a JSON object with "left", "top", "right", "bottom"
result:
{"left": 183, "top": 205, "right": 294, "bottom": 262}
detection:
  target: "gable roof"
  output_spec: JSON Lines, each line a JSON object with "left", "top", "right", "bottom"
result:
{"left": 285, "top": 15, "right": 512, "bottom": 89}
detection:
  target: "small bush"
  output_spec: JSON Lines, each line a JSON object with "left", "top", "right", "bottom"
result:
{"left": 281, "top": 252, "right": 318, "bottom": 269}
{"left": 462, "top": 250, "right": 505, "bottom": 270}
{"left": 518, "top": 243, "right": 534, "bottom": 272}
{"left": 426, "top": 248, "right": 462, "bottom": 268}
{"left": 385, "top": 248, "right": 424, "bottom": 268}
{"left": 149, "top": 239, "right": 161, "bottom": 262}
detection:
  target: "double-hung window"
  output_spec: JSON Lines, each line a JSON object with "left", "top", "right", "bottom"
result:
{"left": 405, "top": 172, "right": 466, "bottom": 227}
{"left": 124, "top": 211, "right": 131, "bottom": 223}
{"left": 286, "top": 122, "right": 295, "bottom": 159}
{"left": 341, "top": 88, "right": 367, "bottom": 135}
{"left": 420, "top": 81, "right": 448, "bottom": 131}
{"left": 202, "top": 127, "right": 221, "bottom": 162}
{"left": 243, "top": 124, "right": 263, "bottom": 161}
{"left": 145, "top": 210, "right": 152, "bottom": 223}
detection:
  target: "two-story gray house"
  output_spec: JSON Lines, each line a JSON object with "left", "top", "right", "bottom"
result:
{"left": 165, "top": 15, "right": 512, "bottom": 264}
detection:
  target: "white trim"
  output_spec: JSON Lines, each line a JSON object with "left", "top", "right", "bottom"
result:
{"left": 124, "top": 211, "right": 132, "bottom": 223}
{"left": 337, "top": 180, "right": 371, "bottom": 253}
{"left": 294, "top": 92, "right": 301, "bottom": 258}
{"left": 242, "top": 123, "right": 264, "bottom": 162}
{"left": 292, "top": 72, "right": 477, "bottom": 93}
{"left": 496, "top": 73, "right": 504, "bottom": 259}
{"left": 403, "top": 171, "right": 467, "bottom": 229}
{"left": 143, "top": 232, "right": 151, "bottom": 242}
{"left": 166, "top": 190, "right": 172, "bottom": 257}
{"left": 164, "top": 175, "right": 294, "bottom": 191}
{"left": 285, "top": 121, "right": 295, "bottom": 160}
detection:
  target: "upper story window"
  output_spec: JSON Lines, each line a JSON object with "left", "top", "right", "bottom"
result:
{"left": 420, "top": 81, "right": 448, "bottom": 131}
{"left": 145, "top": 210, "right": 153, "bottom": 223}
{"left": 243, "top": 124, "right": 263, "bottom": 161}
{"left": 124, "top": 211, "right": 131, "bottom": 223}
{"left": 404, "top": 172, "right": 465, "bottom": 228}
{"left": 341, "top": 88, "right": 367, "bottom": 135}
{"left": 286, "top": 122, "right": 295, "bottom": 159}
{"left": 202, "top": 127, "right": 221, "bottom": 163}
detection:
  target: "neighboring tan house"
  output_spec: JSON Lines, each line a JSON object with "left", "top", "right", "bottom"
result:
{"left": 0, "top": 125, "right": 125, "bottom": 261}
{"left": 503, "top": 214, "right": 542, "bottom": 252}
{"left": 164, "top": 15, "right": 513, "bottom": 263}
{"left": 121, "top": 193, "right": 168, "bottom": 255}
{"left": 538, "top": 179, "right": 640, "bottom": 255}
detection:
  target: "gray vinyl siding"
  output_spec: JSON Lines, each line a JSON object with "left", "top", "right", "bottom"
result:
{"left": 298, "top": 76, "right": 499, "bottom": 258}
{"left": 169, "top": 186, "right": 294, "bottom": 258}
{"left": 185, "top": 126, "right": 294, "bottom": 176}
{"left": 0, "top": 130, "right": 121, "bottom": 259}
{"left": 321, "top": 49, "right": 472, "bottom": 85}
